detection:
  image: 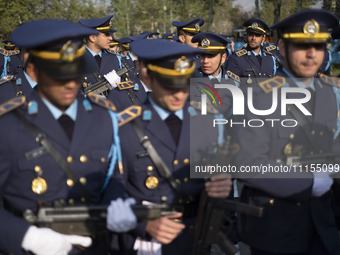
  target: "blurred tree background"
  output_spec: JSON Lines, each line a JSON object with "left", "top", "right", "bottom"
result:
{"left": 0, "top": 0, "right": 334, "bottom": 40}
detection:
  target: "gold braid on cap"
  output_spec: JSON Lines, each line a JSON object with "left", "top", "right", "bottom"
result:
{"left": 182, "top": 23, "right": 200, "bottom": 33}
{"left": 30, "top": 41, "right": 85, "bottom": 62}
{"left": 148, "top": 56, "right": 196, "bottom": 77}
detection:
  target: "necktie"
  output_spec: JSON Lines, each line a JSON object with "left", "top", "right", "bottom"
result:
{"left": 94, "top": 54, "right": 101, "bottom": 68}
{"left": 256, "top": 55, "right": 262, "bottom": 65}
{"left": 58, "top": 114, "right": 75, "bottom": 140}
{"left": 165, "top": 114, "right": 182, "bottom": 145}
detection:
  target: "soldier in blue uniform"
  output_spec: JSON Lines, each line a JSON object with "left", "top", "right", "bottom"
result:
{"left": 112, "top": 39, "right": 232, "bottom": 255}
{"left": 226, "top": 18, "right": 277, "bottom": 86}
{"left": 232, "top": 9, "right": 340, "bottom": 255}
{"left": 0, "top": 39, "right": 23, "bottom": 78}
{"left": 78, "top": 15, "right": 122, "bottom": 92}
{"left": 0, "top": 19, "right": 138, "bottom": 255}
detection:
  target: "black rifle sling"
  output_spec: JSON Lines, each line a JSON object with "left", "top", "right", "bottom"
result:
{"left": 130, "top": 120, "right": 184, "bottom": 195}
{"left": 287, "top": 105, "right": 319, "bottom": 153}
{"left": 13, "top": 110, "right": 91, "bottom": 204}
{"left": 243, "top": 54, "right": 259, "bottom": 79}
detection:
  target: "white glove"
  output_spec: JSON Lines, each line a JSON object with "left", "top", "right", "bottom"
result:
{"left": 312, "top": 171, "right": 334, "bottom": 197}
{"left": 22, "top": 226, "right": 92, "bottom": 255}
{"left": 107, "top": 198, "right": 137, "bottom": 233}
{"left": 104, "top": 69, "right": 121, "bottom": 88}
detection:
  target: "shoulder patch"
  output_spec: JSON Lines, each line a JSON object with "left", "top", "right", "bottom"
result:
{"left": 0, "top": 75, "right": 14, "bottom": 85}
{"left": 118, "top": 105, "right": 141, "bottom": 126}
{"left": 319, "top": 74, "right": 340, "bottom": 88}
{"left": 87, "top": 92, "right": 116, "bottom": 111}
{"left": 265, "top": 45, "right": 277, "bottom": 52}
{"left": 190, "top": 100, "right": 219, "bottom": 115}
{"left": 117, "top": 81, "right": 134, "bottom": 90}
{"left": 236, "top": 49, "right": 247, "bottom": 57}
{"left": 259, "top": 76, "right": 286, "bottom": 93}
{"left": 226, "top": 70, "right": 240, "bottom": 83}
{"left": 0, "top": 96, "right": 26, "bottom": 117}
{"left": 0, "top": 48, "right": 9, "bottom": 56}
{"left": 106, "top": 49, "right": 117, "bottom": 55}
{"left": 8, "top": 50, "right": 20, "bottom": 56}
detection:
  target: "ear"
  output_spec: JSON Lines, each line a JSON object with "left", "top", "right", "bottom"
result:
{"left": 278, "top": 39, "right": 285, "bottom": 58}
{"left": 221, "top": 52, "right": 227, "bottom": 63}
{"left": 178, "top": 34, "right": 185, "bottom": 44}
{"left": 88, "top": 35, "right": 97, "bottom": 43}
{"left": 25, "top": 62, "right": 38, "bottom": 82}
{"left": 262, "top": 35, "right": 266, "bottom": 44}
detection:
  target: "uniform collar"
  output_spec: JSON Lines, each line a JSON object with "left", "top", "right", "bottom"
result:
{"left": 282, "top": 67, "right": 316, "bottom": 91}
{"left": 148, "top": 96, "right": 183, "bottom": 121}
{"left": 141, "top": 80, "right": 152, "bottom": 93}
{"left": 41, "top": 98, "right": 78, "bottom": 121}
{"left": 24, "top": 71, "right": 37, "bottom": 89}
{"left": 208, "top": 68, "right": 222, "bottom": 82}
{"left": 86, "top": 46, "right": 102, "bottom": 57}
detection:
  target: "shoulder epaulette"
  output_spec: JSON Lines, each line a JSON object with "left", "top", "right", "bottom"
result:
{"left": 319, "top": 73, "right": 340, "bottom": 88}
{"left": 258, "top": 76, "right": 286, "bottom": 93}
{"left": 0, "top": 48, "right": 9, "bottom": 56}
{"left": 0, "top": 75, "right": 14, "bottom": 86}
{"left": 87, "top": 92, "right": 117, "bottom": 111}
{"left": 117, "top": 81, "right": 134, "bottom": 90}
{"left": 106, "top": 49, "right": 117, "bottom": 55}
{"left": 226, "top": 70, "right": 240, "bottom": 83}
{"left": 190, "top": 100, "right": 219, "bottom": 115}
{"left": 0, "top": 96, "right": 25, "bottom": 117}
{"left": 236, "top": 49, "right": 247, "bottom": 57}
{"left": 118, "top": 105, "right": 142, "bottom": 127}
{"left": 8, "top": 50, "right": 20, "bottom": 56}
{"left": 265, "top": 45, "right": 277, "bottom": 52}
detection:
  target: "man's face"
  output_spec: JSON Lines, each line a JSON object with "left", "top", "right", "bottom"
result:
{"left": 94, "top": 32, "right": 113, "bottom": 50}
{"left": 149, "top": 76, "right": 189, "bottom": 112}
{"left": 246, "top": 32, "right": 265, "bottom": 50}
{"left": 279, "top": 39, "right": 325, "bottom": 78}
{"left": 200, "top": 52, "right": 227, "bottom": 77}
{"left": 179, "top": 33, "right": 198, "bottom": 48}
{"left": 35, "top": 67, "right": 81, "bottom": 112}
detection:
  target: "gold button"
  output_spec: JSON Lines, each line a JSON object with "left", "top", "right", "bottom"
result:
{"left": 66, "top": 179, "right": 74, "bottom": 187}
{"left": 98, "top": 75, "right": 102, "bottom": 79}
{"left": 80, "top": 155, "right": 87, "bottom": 163}
{"left": 81, "top": 197, "right": 86, "bottom": 203}
{"left": 147, "top": 166, "right": 153, "bottom": 171}
{"left": 101, "top": 157, "right": 106, "bottom": 163}
{"left": 176, "top": 179, "right": 181, "bottom": 184}
{"left": 297, "top": 202, "right": 301, "bottom": 206}
{"left": 183, "top": 177, "right": 189, "bottom": 183}
{"left": 79, "top": 177, "right": 87, "bottom": 185}
{"left": 269, "top": 199, "right": 274, "bottom": 205}
{"left": 333, "top": 128, "right": 336, "bottom": 133}
{"left": 183, "top": 158, "right": 189, "bottom": 164}
{"left": 67, "top": 156, "right": 73, "bottom": 163}
{"left": 68, "top": 199, "right": 74, "bottom": 205}
{"left": 173, "top": 160, "right": 179, "bottom": 166}
{"left": 320, "top": 131, "right": 324, "bottom": 136}
{"left": 84, "top": 76, "right": 87, "bottom": 80}
{"left": 311, "top": 130, "right": 315, "bottom": 135}
{"left": 289, "top": 134, "right": 294, "bottom": 139}
{"left": 34, "top": 165, "right": 41, "bottom": 172}
{"left": 82, "top": 82, "right": 88, "bottom": 88}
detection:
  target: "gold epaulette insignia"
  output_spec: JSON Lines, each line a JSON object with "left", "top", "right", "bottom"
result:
{"left": 226, "top": 70, "right": 240, "bottom": 83}
{"left": 0, "top": 96, "right": 25, "bottom": 116}
{"left": 236, "top": 49, "right": 247, "bottom": 57}
{"left": 259, "top": 76, "right": 286, "bottom": 93}
{"left": 117, "top": 81, "right": 134, "bottom": 90}
{"left": 319, "top": 74, "right": 340, "bottom": 88}
{"left": 0, "top": 48, "right": 9, "bottom": 56}
{"left": 87, "top": 92, "right": 116, "bottom": 111}
{"left": 266, "top": 45, "right": 277, "bottom": 52}
{"left": 190, "top": 100, "right": 219, "bottom": 115}
{"left": 0, "top": 75, "right": 14, "bottom": 86}
{"left": 118, "top": 105, "right": 142, "bottom": 126}
{"left": 106, "top": 49, "right": 116, "bottom": 55}
{"left": 8, "top": 50, "right": 20, "bottom": 56}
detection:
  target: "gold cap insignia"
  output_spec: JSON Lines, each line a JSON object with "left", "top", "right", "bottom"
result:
{"left": 303, "top": 19, "right": 320, "bottom": 36}
{"left": 195, "top": 23, "right": 200, "bottom": 33}
{"left": 60, "top": 41, "right": 79, "bottom": 62}
{"left": 201, "top": 38, "right": 210, "bottom": 47}
{"left": 175, "top": 56, "right": 190, "bottom": 73}
{"left": 252, "top": 22, "right": 258, "bottom": 29}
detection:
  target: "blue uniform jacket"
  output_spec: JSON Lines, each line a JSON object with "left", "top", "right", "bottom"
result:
{"left": 231, "top": 73, "right": 340, "bottom": 253}
{"left": 0, "top": 91, "right": 125, "bottom": 255}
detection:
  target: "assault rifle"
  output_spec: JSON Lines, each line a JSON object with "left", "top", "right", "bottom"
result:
{"left": 84, "top": 63, "right": 133, "bottom": 95}
{"left": 23, "top": 203, "right": 176, "bottom": 237}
